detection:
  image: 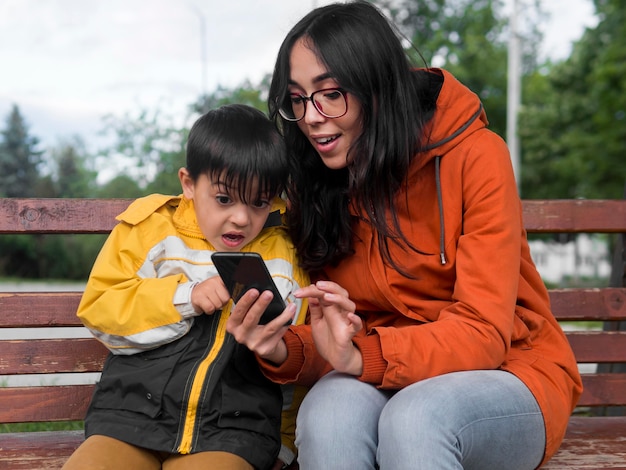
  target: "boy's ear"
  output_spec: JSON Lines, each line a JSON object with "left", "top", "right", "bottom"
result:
{"left": 178, "top": 168, "right": 195, "bottom": 199}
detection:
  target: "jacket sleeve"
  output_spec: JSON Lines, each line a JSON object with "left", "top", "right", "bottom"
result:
{"left": 77, "top": 218, "right": 197, "bottom": 355}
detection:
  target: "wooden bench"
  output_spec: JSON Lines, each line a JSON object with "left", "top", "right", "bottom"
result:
{"left": 1, "top": 197, "right": 625, "bottom": 469}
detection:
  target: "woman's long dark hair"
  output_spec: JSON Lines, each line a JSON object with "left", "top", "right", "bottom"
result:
{"left": 269, "top": 1, "right": 437, "bottom": 273}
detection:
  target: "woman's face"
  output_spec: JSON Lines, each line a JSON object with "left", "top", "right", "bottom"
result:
{"left": 288, "top": 38, "right": 363, "bottom": 170}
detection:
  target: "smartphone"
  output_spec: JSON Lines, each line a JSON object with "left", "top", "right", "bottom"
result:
{"left": 211, "top": 252, "right": 287, "bottom": 325}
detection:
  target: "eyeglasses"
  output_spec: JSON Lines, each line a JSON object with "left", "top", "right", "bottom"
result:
{"left": 278, "top": 88, "right": 348, "bottom": 122}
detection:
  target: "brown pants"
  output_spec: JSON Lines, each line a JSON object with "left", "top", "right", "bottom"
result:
{"left": 62, "top": 435, "right": 254, "bottom": 470}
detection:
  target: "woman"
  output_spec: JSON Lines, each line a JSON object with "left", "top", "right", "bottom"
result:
{"left": 226, "top": 2, "right": 582, "bottom": 469}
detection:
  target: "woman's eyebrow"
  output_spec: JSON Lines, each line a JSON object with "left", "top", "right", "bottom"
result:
{"left": 288, "top": 73, "right": 336, "bottom": 87}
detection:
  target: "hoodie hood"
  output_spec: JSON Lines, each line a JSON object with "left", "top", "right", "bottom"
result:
{"left": 418, "top": 68, "right": 488, "bottom": 165}
{"left": 413, "top": 69, "right": 489, "bottom": 264}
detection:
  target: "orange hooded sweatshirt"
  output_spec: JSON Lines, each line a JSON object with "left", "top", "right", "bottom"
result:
{"left": 260, "top": 69, "right": 582, "bottom": 465}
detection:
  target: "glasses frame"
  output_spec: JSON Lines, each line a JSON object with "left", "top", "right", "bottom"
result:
{"left": 278, "top": 87, "right": 348, "bottom": 122}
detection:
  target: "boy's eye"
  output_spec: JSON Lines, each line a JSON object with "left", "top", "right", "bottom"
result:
{"left": 216, "top": 195, "right": 231, "bottom": 205}
{"left": 252, "top": 199, "right": 270, "bottom": 209}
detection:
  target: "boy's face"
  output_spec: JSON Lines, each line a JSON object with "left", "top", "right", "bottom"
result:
{"left": 179, "top": 169, "right": 272, "bottom": 252}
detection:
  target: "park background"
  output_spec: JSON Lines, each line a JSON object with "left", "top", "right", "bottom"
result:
{"left": 1, "top": 0, "right": 624, "bottom": 288}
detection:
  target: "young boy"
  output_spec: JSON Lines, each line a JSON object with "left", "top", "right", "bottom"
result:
{"left": 62, "top": 104, "right": 309, "bottom": 470}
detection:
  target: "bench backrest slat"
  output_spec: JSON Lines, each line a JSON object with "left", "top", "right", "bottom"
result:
{"left": 549, "top": 288, "right": 626, "bottom": 321}
{"left": 0, "top": 198, "right": 132, "bottom": 234}
{"left": 565, "top": 331, "right": 626, "bottom": 363}
{"left": 1, "top": 290, "right": 623, "bottom": 326}
{"left": 2, "top": 199, "right": 626, "bottom": 235}
{"left": 0, "top": 293, "right": 83, "bottom": 327}
{"left": 0, "top": 386, "right": 94, "bottom": 423}
{"left": 0, "top": 339, "right": 107, "bottom": 375}
{"left": 581, "top": 374, "right": 626, "bottom": 407}
{"left": 522, "top": 199, "right": 626, "bottom": 233}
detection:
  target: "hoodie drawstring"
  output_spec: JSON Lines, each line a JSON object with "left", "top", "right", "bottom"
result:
{"left": 435, "top": 156, "right": 447, "bottom": 265}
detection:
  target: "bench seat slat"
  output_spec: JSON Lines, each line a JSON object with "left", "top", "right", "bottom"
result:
{"left": 0, "top": 430, "right": 84, "bottom": 470}
{"left": 1, "top": 418, "right": 624, "bottom": 470}
{"left": 0, "top": 338, "right": 107, "bottom": 375}
{"left": 543, "top": 416, "right": 626, "bottom": 469}
{"left": 0, "top": 385, "right": 94, "bottom": 423}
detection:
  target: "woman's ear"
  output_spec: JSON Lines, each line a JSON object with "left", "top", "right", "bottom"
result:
{"left": 178, "top": 168, "right": 195, "bottom": 199}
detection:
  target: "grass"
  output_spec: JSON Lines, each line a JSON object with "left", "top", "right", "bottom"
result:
{"left": 0, "top": 421, "right": 84, "bottom": 433}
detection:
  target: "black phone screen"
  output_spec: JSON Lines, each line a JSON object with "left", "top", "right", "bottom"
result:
{"left": 211, "top": 252, "right": 286, "bottom": 325}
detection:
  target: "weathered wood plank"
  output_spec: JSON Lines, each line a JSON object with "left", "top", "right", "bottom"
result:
{"left": 550, "top": 288, "right": 626, "bottom": 321}
{"left": 0, "top": 430, "right": 84, "bottom": 470}
{"left": 544, "top": 417, "right": 626, "bottom": 469}
{"left": 2, "top": 288, "right": 624, "bottom": 327}
{"left": 2, "top": 198, "right": 625, "bottom": 234}
{"left": 0, "top": 338, "right": 107, "bottom": 375}
{"left": 565, "top": 331, "right": 626, "bottom": 363}
{"left": 0, "top": 198, "right": 132, "bottom": 234}
{"left": 0, "top": 385, "right": 94, "bottom": 423}
{"left": 522, "top": 199, "right": 626, "bottom": 233}
{"left": 0, "top": 292, "right": 83, "bottom": 326}
{"left": 578, "top": 374, "right": 626, "bottom": 407}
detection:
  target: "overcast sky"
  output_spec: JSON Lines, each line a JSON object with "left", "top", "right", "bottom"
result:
{"left": 0, "top": 0, "right": 597, "bottom": 151}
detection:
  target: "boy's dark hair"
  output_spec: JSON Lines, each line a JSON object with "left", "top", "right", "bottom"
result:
{"left": 186, "top": 104, "right": 288, "bottom": 203}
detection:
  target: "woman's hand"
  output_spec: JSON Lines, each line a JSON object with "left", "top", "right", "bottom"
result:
{"left": 294, "top": 281, "right": 363, "bottom": 375}
{"left": 226, "top": 288, "right": 296, "bottom": 365}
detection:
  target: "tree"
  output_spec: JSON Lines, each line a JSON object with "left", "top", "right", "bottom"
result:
{"left": 98, "top": 174, "right": 144, "bottom": 198}
{"left": 51, "top": 137, "right": 98, "bottom": 198}
{"left": 519, "top": 0, "right": 626, "bottom": 199}
{"left": 190, "top": 75, "right": 271, "bottom": 116}
{"left": 0, "top": 104, "right": 44, "bottom": 197}
{"left": 374, "top": 0, "right": 543, "bottom": 139}
{"left": 97, "top": 108, "right": 187, "bottom": 191}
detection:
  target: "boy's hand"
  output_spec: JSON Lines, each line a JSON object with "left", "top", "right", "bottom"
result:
{"left": 191, "top": 276, "right": 231, "bottom": 315}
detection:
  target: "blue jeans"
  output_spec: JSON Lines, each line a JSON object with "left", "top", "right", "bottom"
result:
{"left": 295, "top": 370, "right": 545, "bottom": 470}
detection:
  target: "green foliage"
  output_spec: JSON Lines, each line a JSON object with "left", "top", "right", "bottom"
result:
{"left": 38, "top": 234, "right": 107, "bottom": 280}
{"left": 0, "top": 104, "right": 44, "bottom": 197}
{"left": 51, "top": 137, "right": 98, "bottom": 198}
{"left": 0, "top": 232, "right": 105, "bottom": 280}
{"left": 374, "top": 0, "right": 542, "bottom": 139}
{"left": 97, "top": 174, "right": 144, "bottom": 198}
{"left": 98, "top": 108, "right": 187, "bottom": 191}
{"left": 190, "top": 76, "right": 270, "bottom": 116}
{"left": 519, "top": 0, "right": 626, "bottom": 198}
{"left": 0, "top": 234, "right": 39, "bottom": 278}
